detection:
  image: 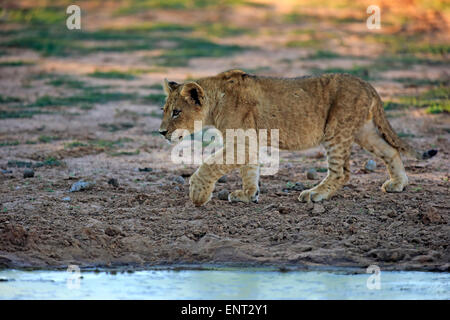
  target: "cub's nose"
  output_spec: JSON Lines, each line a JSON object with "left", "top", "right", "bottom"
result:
{"left": 159, "top": 130, "right": 168, "bottom": 137}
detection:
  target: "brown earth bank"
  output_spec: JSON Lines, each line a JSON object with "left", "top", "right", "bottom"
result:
{"left": 0, "top": 122, "right": 449, "bottom": 271}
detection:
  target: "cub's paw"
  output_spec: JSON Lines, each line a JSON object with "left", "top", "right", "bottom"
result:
{"left": 189, "top": 173, "right": 214, "bottom": 206}
{"left": 298, "top": 188, "right": 328, "bottom": 203}
{"left": 381, "top": 179, "right": 407, "bottom": 193}
{"left": 228, "top": 189, "right": 259, "bottom": 203}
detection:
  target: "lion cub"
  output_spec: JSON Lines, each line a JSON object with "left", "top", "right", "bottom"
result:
{"left": 159, "top": 69, "right": 437, "bottom": 206}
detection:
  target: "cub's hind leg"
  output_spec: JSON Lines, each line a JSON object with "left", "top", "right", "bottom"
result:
{"left": 355, "top": 121, "right": 408, "bottom": 192}
{"left": 299, "top": 137, "right": 353, "bottom": 203}
{"left": 229, "top": 164, "right": 260, "bottom": 203}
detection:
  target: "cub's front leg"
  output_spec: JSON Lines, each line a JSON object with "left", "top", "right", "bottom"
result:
{"left": 228, "top": 164, "right": 260, "bottom": 203}
{"left": 189, "top": 148, "right": 237, "bottom": 206}
{"left": 189, "top": 169, "right": 216, "bottom": 206}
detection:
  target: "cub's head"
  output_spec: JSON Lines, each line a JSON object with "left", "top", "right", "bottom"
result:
{"left": 158, "top": 79, "right": 206, "bottom": 142}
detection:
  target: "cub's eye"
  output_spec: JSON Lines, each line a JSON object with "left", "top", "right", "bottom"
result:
{"left": 172, "top": 109, "right": 181, "bottom": 118}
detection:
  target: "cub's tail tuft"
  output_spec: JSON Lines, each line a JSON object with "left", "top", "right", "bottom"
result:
{"left": 422, "top": 149, "right": 438, "bottom": 160}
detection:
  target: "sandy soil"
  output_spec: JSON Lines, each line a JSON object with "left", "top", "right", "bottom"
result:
{"left": 0, "top": 1, "right": 449, "bottom": 271}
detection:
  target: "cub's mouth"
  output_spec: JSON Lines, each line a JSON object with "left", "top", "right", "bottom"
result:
{"left": 163, "top": 129, "right": 190, "bottom": 144}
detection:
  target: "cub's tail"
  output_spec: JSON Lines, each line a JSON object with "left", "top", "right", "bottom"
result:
{"left": 370, "top": 93, "right": 438, "bottom": 160}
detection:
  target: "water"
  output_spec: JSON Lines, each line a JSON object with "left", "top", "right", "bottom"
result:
{"left": 0, "top": 268, "right": 448, "bottom": 299}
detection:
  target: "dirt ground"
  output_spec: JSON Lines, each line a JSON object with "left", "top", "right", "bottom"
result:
{"left": 0, "top": 1, "right": 449, "bottom": 271}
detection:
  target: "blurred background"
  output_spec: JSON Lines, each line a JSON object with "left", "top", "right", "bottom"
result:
{"left": 0, "top": 0, "right": 448, "bottom": 178}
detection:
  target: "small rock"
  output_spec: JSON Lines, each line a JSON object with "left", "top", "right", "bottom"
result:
{"left": 283, "top": 182, "right": 305, "bottom": 193}
{"left": 70, "top": 180, "right": 94, "bottom": 192}
{"left": 173, "top": 176, "right": 185, "bottom": 185}
{"left": 23, "top": 169, "right": 34, "bottom": 178}
{"left": 364, "top": 159, "right": 377, "bottom": 172}
{"left": 284, "top": 163, "right": 293, "bottom": 169}
{"left": 108, "top": 178, "right": 119, "bottom": 187}
{"left": 293, "top": 182, "right": 305, "bottom": 191}
{"left": 104, "top": 226, "right": 121, "bottom": 237}
{"left": 306, "top": 168, "right": 318, "bottom": 180}
{"left": 62, "top": 197, "right": 71, "bottom": 202}
{"left": 138, "top": 167, "right": 152, "bottom": 172}
{"left": 421, "top": 207, "right": 445, "bottom": 225}
{"left": 312, "top": 204, "right": 326, "bottom": 214}
{"left": 278, "top": 206, "right": 291, "bottom": 215}
{"left": 217, "top": 189, "right": 229, "bottom": 201}
{"left": 218, "top": 175, "right": 227, "bottom": 183}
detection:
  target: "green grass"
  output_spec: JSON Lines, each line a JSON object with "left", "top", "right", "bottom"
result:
{"left": 422, "top": 87, "right": 450, "bottom": 100}
{"left": 88, "top": 138, "right": 133, "bottom": 149}
{"left": 144, "top": 83, "right": 164, "bottom": 91}
{"left": 311, "top": 66, "right": 371, "bottom": 80}
{"left": 114, "top": 0, "right": 247, "bottom": 15}
{"left": 384, "top": 86, "right": 449, "bottom": 114}
{"left": 307, "top": 50, "right": 341, "bottom": 59}
{"left": 0, "top": 109, "right": 50, "bottom": 119}
{"left": 374, "top": 55, "right": 447, "bottom": 70}
{"left": 1, "top": 87, "right": 135, "bottom": 119}
{"left": 195, "top": 23, "right": 251, "bottom": 38}
{"left": 285, "top": 39, "right": 322, "bottom": 48}
{"left": 27, "top": 91, "right": 135, "bottom": 108}
{"left": 79, "top": 104, "right": 94, "bottom": 110}
{"left": 143, "top": 93, "right": 166, "bottom": 105}
{"left": 45, "top": 75, "right": 87, "bottom": 89}
{"left": 64, "top": 141, "right": 88, "bottom": 148}
{"left": 283, "top": 12, "right": 320, "bottom": 24}
{"left": 153, "top": 37, "right": 245, "bottom": 67}
{"left": 397, "top": 132, "right": 416, "bottom": 138}
{"left": 426, "top": 103, "right": 450, "bottom": 114}
{"left": 390, "top": 78, "right": 447, "bottom": 87}
{"left": 37, "top": 157, "right": 62, "bottom": 167}
{"left": 0, "top": 141, "right": 19, "bottom": 147}
{"left": 105, "top": 23, "right": 193, "bottom": 33}
{"left": 7, "top": 157, "right": 62, "bottom": 168}
{"left": 38, "top": 135, "right": 59, "bottom": 143}
{"left": 99, "top": 122, "right": 135, "bottom": 132}
{"left": 149, "top": 110, "right": 163, "bottom": 118}
{"left": 422, "top": 87, "right": 450, "bottom": 114}
{"left": 2, "top": 21, "right": 247, "bottom": 59}
{"left": 0, "top": 95, "right": 21, "bottom": 103}
{"left": 367, "top": 34, "right": 449, "bottom": 57}
{"left": 1, "top": 7, "right": 66, "bottom": 25}
{"left": 0, "top": 60, "right": 35, "bottom": 67}
{"left": 89, "top": 70, "right": 136, "bottom": 80}
{"left": 384, "top": 101, "right": 408, "bottom": 111}
{"left": 1, "top": 12, "right": 248, "bottom": 73}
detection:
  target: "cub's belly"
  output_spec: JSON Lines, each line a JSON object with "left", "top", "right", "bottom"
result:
{"left": 260, "top": 117, "right": 325, "bottom": 151}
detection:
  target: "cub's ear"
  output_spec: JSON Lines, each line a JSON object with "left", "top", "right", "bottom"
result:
{"left": 163, "top": 79, "right": 179, "bottom": 95}
{"left": 180, "top": 82, "right": 205, "bottom": 106}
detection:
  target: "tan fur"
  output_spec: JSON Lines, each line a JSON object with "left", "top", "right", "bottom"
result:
{"left": 159, "top": 70, "right": 429, "bottom": 206}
